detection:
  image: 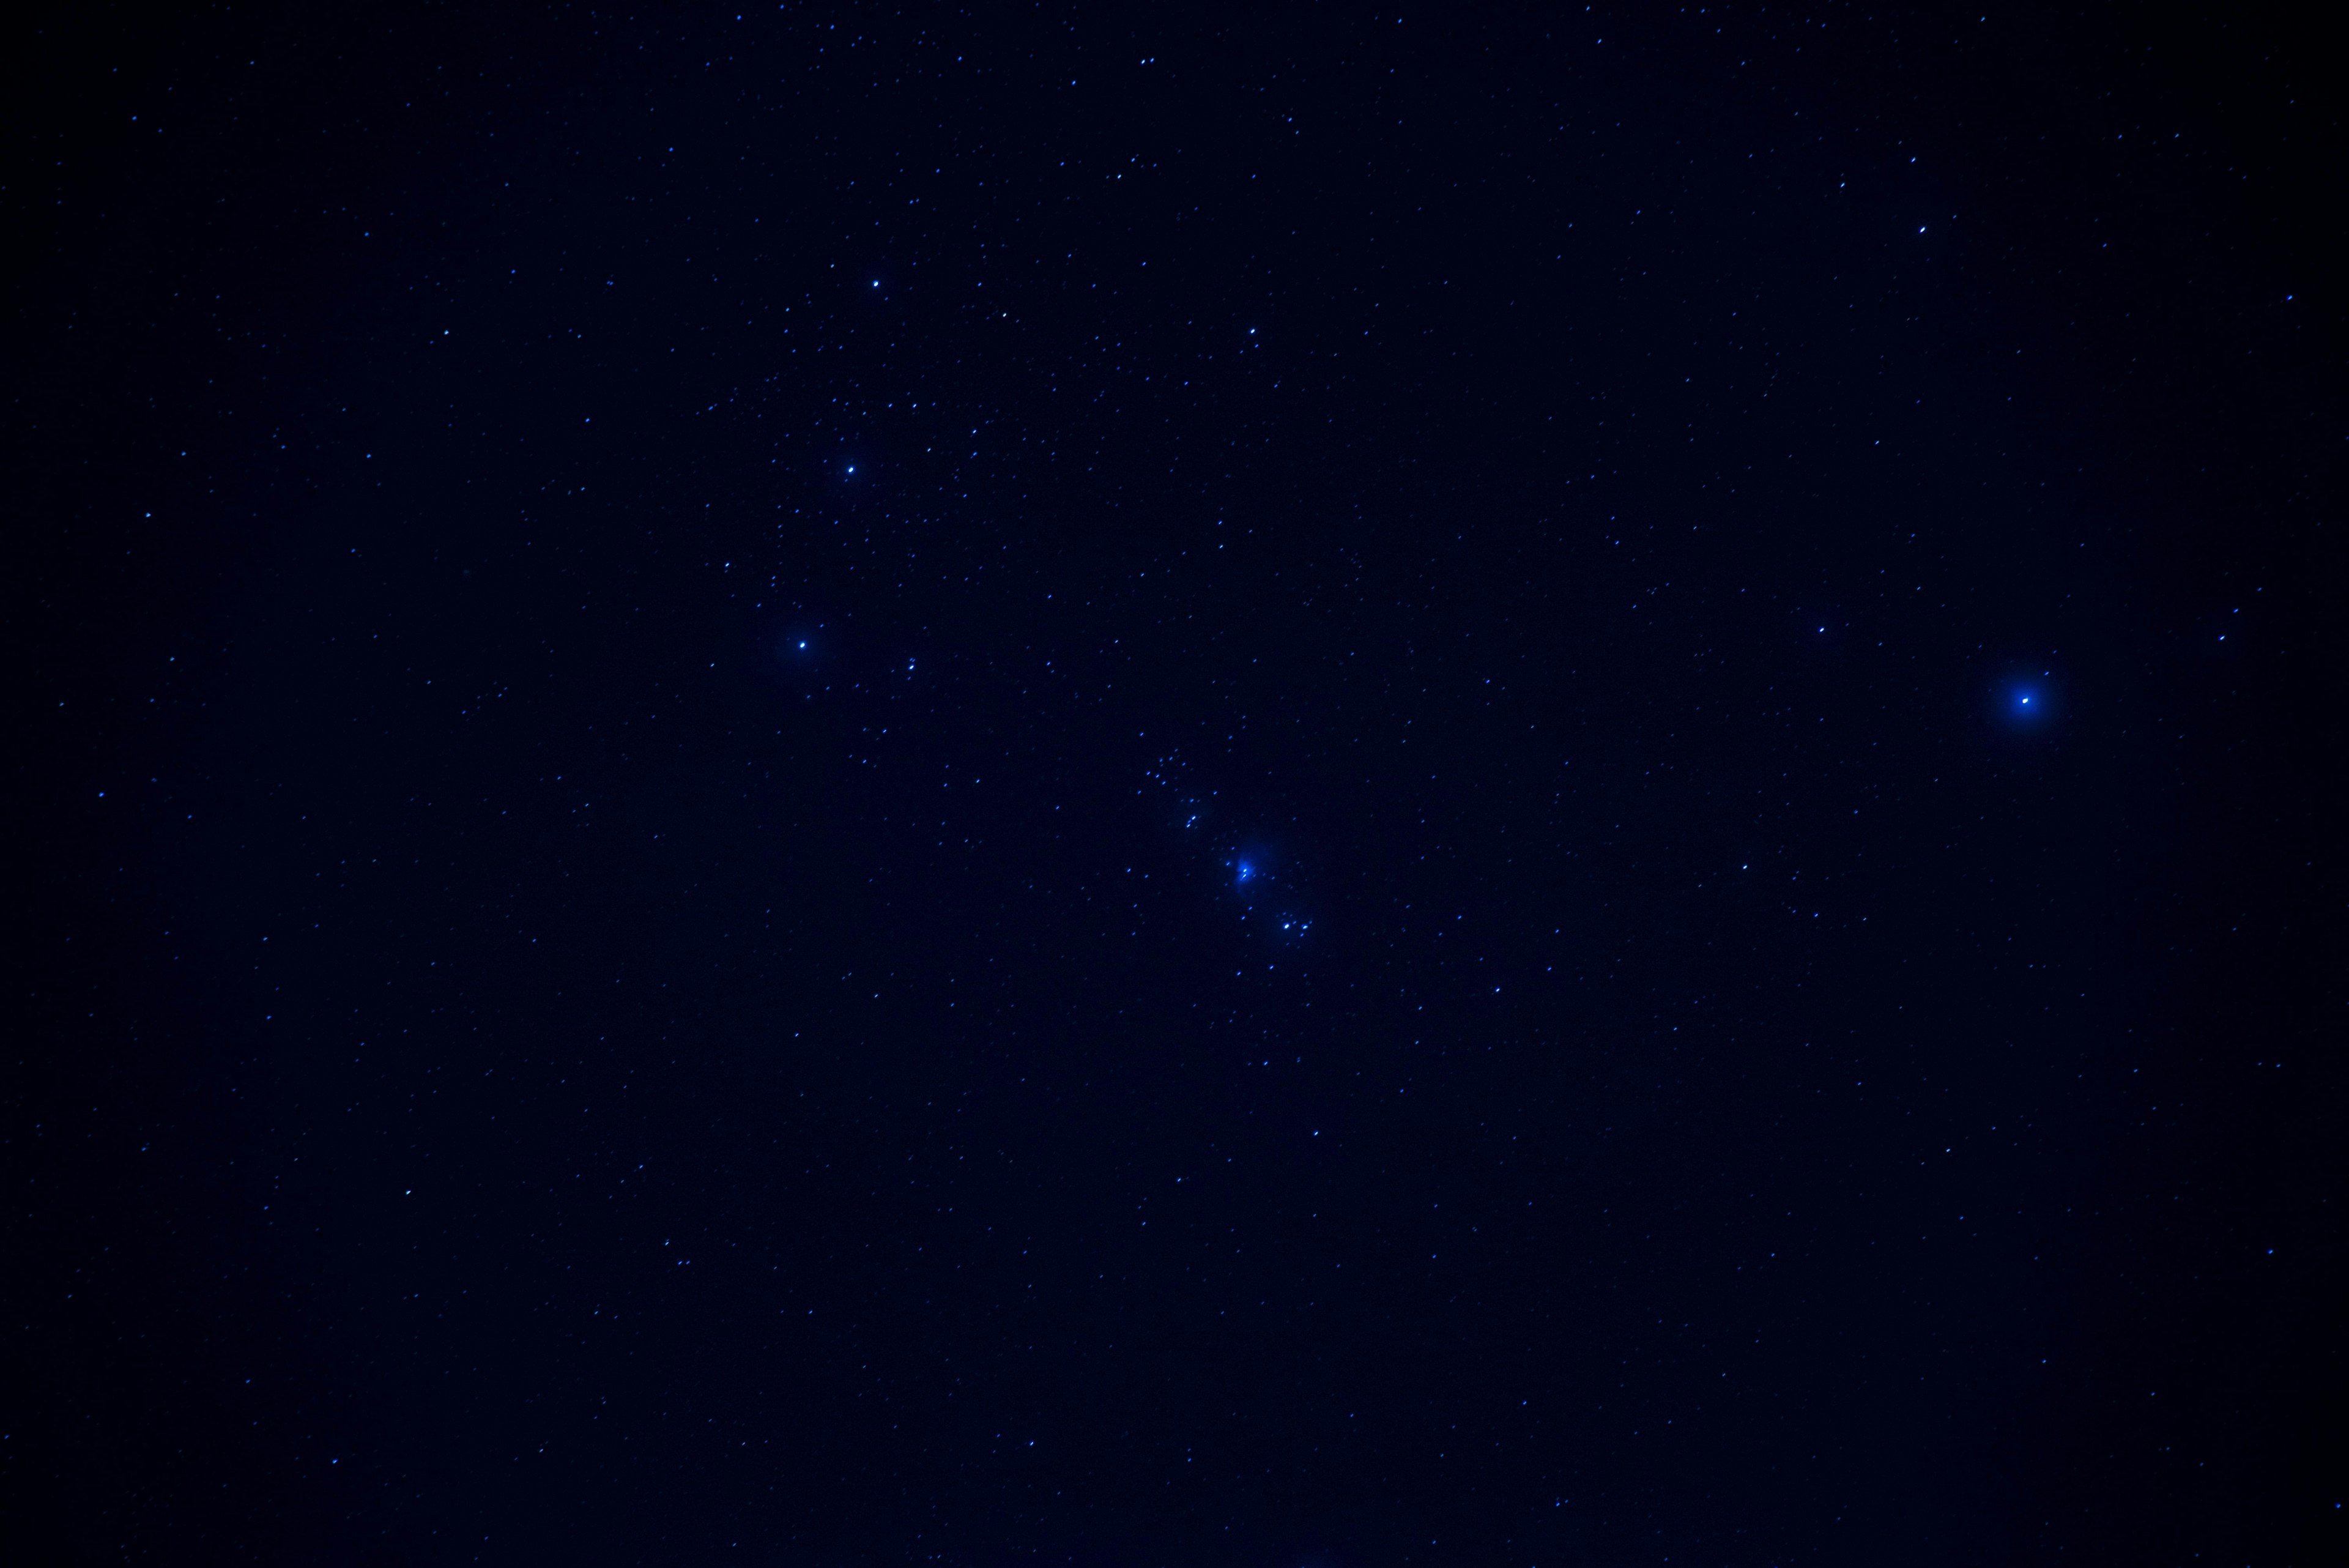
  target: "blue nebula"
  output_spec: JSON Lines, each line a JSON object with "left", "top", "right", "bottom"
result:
{"left": 1217, "top": 838, "right": 1316, "bottom": 943}
{"left": 1228, "top": 845, "right": 1278, "bottom": 904}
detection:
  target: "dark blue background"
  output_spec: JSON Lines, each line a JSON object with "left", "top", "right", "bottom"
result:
{"left": 8, "top": 2, "right": 2337, "bottom": 1562}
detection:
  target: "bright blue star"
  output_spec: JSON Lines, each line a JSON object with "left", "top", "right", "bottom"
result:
{"left": 1998, "top": 672, "right": 2056, "bottom": 727}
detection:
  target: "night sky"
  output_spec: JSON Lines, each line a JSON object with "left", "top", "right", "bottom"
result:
{"left": 9, "top": 3, "right": 2340, "bottom": 1564}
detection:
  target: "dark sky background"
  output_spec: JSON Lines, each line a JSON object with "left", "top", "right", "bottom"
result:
{"left": 7, "top": 2, "right": 2339, "bottom": 1564}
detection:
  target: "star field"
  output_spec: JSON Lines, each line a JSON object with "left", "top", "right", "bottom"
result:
{"left": 8, "top": 4, "right": 2338, "bottom": 1565}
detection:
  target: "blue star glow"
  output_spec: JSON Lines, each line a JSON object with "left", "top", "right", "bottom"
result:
{"left": 1993, "top": 666, "right": 2060, "bottom": 733}
{"left": 1226, "top": 844, "right": 1280, "bottom": 907}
